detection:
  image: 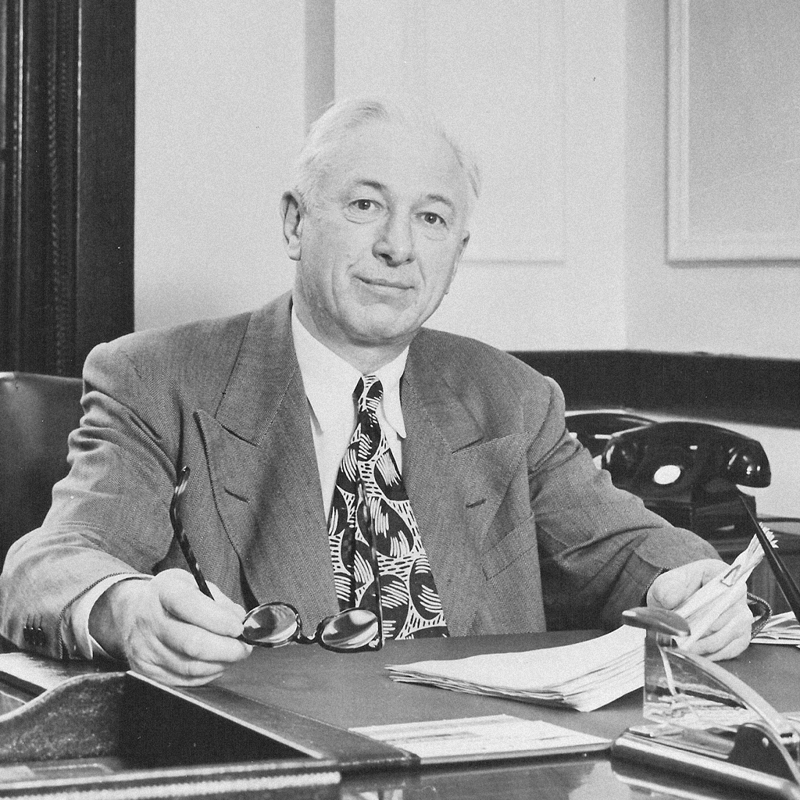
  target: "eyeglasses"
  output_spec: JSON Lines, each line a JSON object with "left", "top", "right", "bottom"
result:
{"left": 170, "top": 466, "right": 384, "bottom": 652}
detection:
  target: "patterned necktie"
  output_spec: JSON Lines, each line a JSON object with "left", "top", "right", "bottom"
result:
{"left": 327, "top": 375, "right": 448, "bottom": 639}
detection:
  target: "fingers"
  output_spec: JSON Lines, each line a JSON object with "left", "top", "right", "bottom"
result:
{"left": 158, "top": 572, "right": 246, "bottom": 639}
{"left": 111, "top": 570, "right": 252, "bottom": 686}
{"left": 647, "top": 559, "right": 753, "bottom": 661}
{"left": 647, "top": 559, "right": 729, "bottom": 611}
{"left": 681, "top": 597, "right": 753, "bottom": 661}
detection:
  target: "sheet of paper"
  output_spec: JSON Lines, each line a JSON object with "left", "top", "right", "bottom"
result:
{"left": 351, "top": 714, "right": 609, "bottom": 764}
{"left": 752, "top": 611, "right": 800, "bottom": 646}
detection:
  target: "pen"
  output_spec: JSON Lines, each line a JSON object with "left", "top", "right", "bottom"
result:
{"left": 739, "top": 495, "right": 800, "bottom": 623}
{"left": 169, "top": 466, "right": 214, "bottom": 599}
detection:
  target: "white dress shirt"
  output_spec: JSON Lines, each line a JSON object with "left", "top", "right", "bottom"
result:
{"left": 64, "top": 308, "right": 409, "bottom": 659}
{"left": 291, "top": 308, "right": 408, "bottom": 516}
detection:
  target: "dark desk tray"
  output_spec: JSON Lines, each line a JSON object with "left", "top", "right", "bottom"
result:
{"left": 0, "top": 669, "right": 346, "bottom": 798}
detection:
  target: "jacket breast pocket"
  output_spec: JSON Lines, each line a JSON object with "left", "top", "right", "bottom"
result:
{"left": 481, "top": 512, "right": 539, "bottom": 580}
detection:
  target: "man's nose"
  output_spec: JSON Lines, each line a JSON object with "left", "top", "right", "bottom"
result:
{"left": 373, "top": 212, "right": 414, "bottom": 266}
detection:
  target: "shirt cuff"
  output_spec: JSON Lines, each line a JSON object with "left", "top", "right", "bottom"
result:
{"left": 61, "top": 574, "right": 150, "bottom": 660}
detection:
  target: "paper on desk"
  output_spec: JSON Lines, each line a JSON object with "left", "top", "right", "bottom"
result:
{"left": 351, "top": 714, "right": 609, "bottom": 763}
{"left": 387, "top": 625, "right": 646, "bottom": 712}
{"left": 752, "top": 611, "right": 800, "bottom": 646}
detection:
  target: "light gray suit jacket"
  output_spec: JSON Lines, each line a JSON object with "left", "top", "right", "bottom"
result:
{"left": 0, "top": 293, "right": 716, "bottom": 659}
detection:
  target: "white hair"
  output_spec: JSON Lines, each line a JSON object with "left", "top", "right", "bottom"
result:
{"left": 291, "top": 97, "right": 481, "bottom": 213}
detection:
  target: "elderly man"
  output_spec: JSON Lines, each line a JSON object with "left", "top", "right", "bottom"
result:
{"left": 0, "top": 98, "right": 753, "bottom": 686}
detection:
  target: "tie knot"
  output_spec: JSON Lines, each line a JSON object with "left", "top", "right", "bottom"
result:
{"left": 355, "top": 375, "right": 383, "bottom": 420}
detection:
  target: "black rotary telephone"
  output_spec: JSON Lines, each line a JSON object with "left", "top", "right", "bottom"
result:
{"left": 600, "top": 421, "right": 771, "bottom": 538}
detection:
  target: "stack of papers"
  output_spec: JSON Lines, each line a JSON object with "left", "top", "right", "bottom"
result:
{"left": 752, "top": 611, "right": 800, "bottom": 646}
{"left": 387, "top": 625, "right": 645, "bottom": 712}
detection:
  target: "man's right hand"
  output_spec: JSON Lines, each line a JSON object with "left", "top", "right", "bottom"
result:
{"left": 89, "top": 569, "right": 253, "bottom": 686}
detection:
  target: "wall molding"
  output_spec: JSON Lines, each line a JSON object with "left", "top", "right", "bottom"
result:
{"left": 511, "top": 350, "right": 800, "bottom": 429}
{"left": 667, "top": 0, "right": 800, "bottom": 261}
{"left": 0, "top": 0, "right": 135, "bottom": 376}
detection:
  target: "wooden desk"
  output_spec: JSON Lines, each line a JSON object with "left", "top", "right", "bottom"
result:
{"left": 1, "top": 633, "right": 799, "bottom": 799}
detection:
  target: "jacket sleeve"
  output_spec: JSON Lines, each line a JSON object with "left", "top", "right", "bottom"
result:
{"left": 527, "top": 377, "right": 718, "bottom": 630}
{"left": 0, "top": 341, "right": 181, "bottom": 660}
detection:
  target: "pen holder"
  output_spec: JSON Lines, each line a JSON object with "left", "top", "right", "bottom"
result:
{"left": 638, "top": 608, "right": 767, "bottom": 733}
{"left": 624, "top": 607, "right": 796, "bottom": 742}
{"left": 613, "top": 607, "right": 800, "bottom": 795}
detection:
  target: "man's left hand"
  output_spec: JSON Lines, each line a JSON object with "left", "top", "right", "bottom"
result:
{"left": 646, "top": 559, "right": 753, "bottom": 661}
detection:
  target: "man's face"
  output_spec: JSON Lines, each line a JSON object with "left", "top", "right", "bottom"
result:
{"left": 285, "top": 121, "right": 471, "bottom": 362}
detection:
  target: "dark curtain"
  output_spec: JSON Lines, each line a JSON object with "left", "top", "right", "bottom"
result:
{"left": 0, "top": 0, "right": 134, "bottom": 377}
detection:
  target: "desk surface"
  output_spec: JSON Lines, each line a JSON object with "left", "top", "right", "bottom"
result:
{"left": 197, "top": 631, "right": 636, "bottom": 741}
{"left": 181, "top": 632, "right": 800, "bottom": 800}
{"left": 2, "top": 633, "right": 799, "bottom": 800}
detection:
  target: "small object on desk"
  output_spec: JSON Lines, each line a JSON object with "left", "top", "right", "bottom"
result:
{"left": 752, "top": 611, "right": 800, "bottom": 646}
{"left": 386, "top": 625, "right": 646, "bottom": 712}
{"left": 351, "top": 714, "right": 609, "bottom": 764}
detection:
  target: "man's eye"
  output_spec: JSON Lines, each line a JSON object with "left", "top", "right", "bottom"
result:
{"left": 352, "top": 199, "right": 376, "bottom": 212}
{"left": 421, "top": 212, "right": 445, "bottom": 227}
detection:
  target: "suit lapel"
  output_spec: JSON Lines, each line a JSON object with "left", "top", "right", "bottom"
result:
{"left": 195, "top": 295, "right": 338, "bottom": 625}
{"left": 402, "top": 336, "right": 528, "bottom": 636}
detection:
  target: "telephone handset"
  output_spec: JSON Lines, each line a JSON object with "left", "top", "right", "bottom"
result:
{"left": 601, "top": 421, "right": 771, "bottom": 537}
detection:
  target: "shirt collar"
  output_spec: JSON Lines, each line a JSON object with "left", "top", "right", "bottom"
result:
{"left": 291, "top": 309, "right": 408, "bottom": 438}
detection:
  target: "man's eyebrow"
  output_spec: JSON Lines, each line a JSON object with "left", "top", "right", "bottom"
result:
{"left": 424, "top": 193, "right": 457, "bottom": 212}
{"left": 348, "top": 179, "right": 386, "bottom": 193}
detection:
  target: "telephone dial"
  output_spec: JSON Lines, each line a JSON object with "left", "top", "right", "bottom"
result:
{"left": 600, "top": 420, "right": 771, "bottom": 538}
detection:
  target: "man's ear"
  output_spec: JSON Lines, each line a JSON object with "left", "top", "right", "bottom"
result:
{"left": 447, "top": 231, "right": 470, "bottom": 287}
{"left": 444, "top": 231, "right": 470, "bottom": 296}
{"left": 281, "top": 191, "right": 304, "bottom": 261}
{"left": 457, "top": 231, "right": 470, "bottom": 262}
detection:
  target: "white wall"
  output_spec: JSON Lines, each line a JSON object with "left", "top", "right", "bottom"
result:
{"left": 134, "top": 1, "right": 304, "bottom": 332}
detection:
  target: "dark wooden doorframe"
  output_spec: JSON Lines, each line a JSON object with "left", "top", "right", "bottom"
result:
{"left": 1, "top": 0, "right": 135, "bottom": 377}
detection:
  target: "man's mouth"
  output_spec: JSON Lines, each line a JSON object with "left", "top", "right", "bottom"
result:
{"left": 358, "top": 276, "right": 412, "bottom": 291}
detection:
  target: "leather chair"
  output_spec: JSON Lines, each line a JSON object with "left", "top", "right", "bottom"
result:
{"left": 0, "top": 372, "right": 83, "bottom": 569}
